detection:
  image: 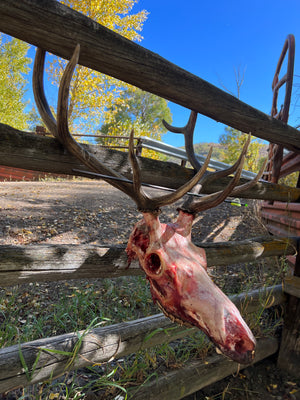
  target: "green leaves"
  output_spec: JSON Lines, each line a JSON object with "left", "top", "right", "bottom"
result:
{"left": 219, "top": 127, "right": 264, "bottom": 173}
{"left": 0, "top": 34, "right": 31, "bottom": 130}
{"left": 46, "top": 0, "right": 149, "bottom": 135}
{"left": 99, "top": 87, "right": 172, "bottom": 159}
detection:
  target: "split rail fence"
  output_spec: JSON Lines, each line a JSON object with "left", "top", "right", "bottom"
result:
{"left": 0, "top": 1, "right": 299, "bottom": 398}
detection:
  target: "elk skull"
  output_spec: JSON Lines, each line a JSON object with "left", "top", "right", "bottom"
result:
{"left": 33, "top": 44, "right": 266, "bottom": 365}
{"left": 126, "top": 211, "right": 256, "bottom": 364}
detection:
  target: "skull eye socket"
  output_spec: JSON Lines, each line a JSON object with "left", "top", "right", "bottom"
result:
{"left": 145, "top": 253, "right": 162, "bottom": 274}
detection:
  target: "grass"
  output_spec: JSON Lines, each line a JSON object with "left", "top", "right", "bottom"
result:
{"left": 0, "top": 277, "right": 155, "bottom": 346}
{"left": 0, "top": 255, "right": 287, "bottom": 400}
{"left": 0, "top": 175, "right": 296, "bottom": 398}
{"left": 0, "top": 195, "right": 292, "bottom": 399}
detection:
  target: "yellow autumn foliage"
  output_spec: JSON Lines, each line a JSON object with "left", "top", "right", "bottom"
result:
{"left": 0, "top": 34, "right": 31, "bottom": 130}
{"left": 47, "top": 1, "right": 148, "bottom": 133}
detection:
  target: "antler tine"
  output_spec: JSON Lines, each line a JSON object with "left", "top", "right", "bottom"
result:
{"left": 128, "top": 128, "right": 152, "bottom": 210}
{"left": 163, "top": 110, "right": 201, "bottom": 170}
{"left": 32, "top": 48, "right": 58, "bottom": 137}
{"left": 198, "top": 134, "right": 267, "bottom": 197}
{"left": 148, "top": 146, "right": 213, "bottom": 210}
{"left": 230, "top": 158, "right": 267, "bottom": 197}
{"left": 55, "top": 44, "right": 136, "bottom": 198}
{"left": 197, "top": 135, "right": 253, "bottom": 189}
{"left": 180, "top": 134, "right": 252, "bottom": 214}
{"left": 34, "top": 43, "right": 218, "bottom": 214}
{"left": 128, "top": 135, "right": 213, "bottom": 212}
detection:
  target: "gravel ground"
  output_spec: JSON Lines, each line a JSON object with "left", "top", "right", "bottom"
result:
{"left": 0, "top": 180, "right": 299, "bottom": 400}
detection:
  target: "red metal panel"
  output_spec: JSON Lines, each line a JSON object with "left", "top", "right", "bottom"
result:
{"left": 0, "top": 166, "right": 69, "bottom": 181}
{"left": 260, "top": 35, "right": 300, "bottom": 271}
{"left": 261, "top": 201, "right": 300, "bottom": 237}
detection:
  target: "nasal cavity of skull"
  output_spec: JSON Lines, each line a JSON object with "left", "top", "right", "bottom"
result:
{"left": 133, "top": 230, "right": 149, "bottom": 254}
{"left": 232, "top": 338, "right": 248, "bottom": 356}
{"left": 145, "top": 253, "right": 162, "bottom": 275}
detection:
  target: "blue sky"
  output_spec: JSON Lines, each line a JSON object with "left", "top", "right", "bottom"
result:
{"left": 22, "top": 0, "right": 300, "bottom": 147}
{"left": 132, "top": 0, "right": 300, "bottom": 147}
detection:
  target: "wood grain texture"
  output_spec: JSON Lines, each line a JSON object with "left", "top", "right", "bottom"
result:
{"left": 1, "top": 124, "right": 300, "bottom": 202}
{"left": 0, "top": 1, "right": 300, "bottom": 151}
{"left": 0, "top": 286, "right": 283, "bottom": 393}
{"left": 130, "top": 338, "right": 279, "bottom": 400}
{"left": 0, "top": 237, "right": 296, "bottom": 286}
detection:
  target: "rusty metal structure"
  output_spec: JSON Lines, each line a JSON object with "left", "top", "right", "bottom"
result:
{"left": 260, "top": 35, "right": 300, "bottom": 249}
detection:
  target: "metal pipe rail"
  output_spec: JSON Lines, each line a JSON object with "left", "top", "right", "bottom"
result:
{"left": 139, "top": 136, "right": 258, "bottom": 180}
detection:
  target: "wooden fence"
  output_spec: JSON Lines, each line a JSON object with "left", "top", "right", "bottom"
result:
{"left": 0, "top": 1, "right": 299, "bottom": 398}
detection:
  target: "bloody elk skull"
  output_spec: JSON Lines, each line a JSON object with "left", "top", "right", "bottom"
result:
{"left": 33, "top": 44, "right": 266, "bottom": 364}
{"left": 126, "top": 211, "right": 256, "bottom": 364}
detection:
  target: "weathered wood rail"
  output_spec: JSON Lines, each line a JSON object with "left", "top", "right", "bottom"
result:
{"left": 1, "top": 124, "right": 300, "bottom": 203}
{"left": 129, "top": 338, "right": 279, "bottom": 400}
{"left": 0, "top": 285, "right": 284, "bottom": 393}
{"left": 1, "top": 0, "right": 300, "bottom": 152}
{"left": 0, "top": 236, "right": 296, "bottom": 286}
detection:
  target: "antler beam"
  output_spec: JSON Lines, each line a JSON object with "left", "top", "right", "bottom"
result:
{"left": 33, "top": 44, "right": 215, "bottom": 213}
{"left": 163, "top": 111, "right": 201, "bottom": 170}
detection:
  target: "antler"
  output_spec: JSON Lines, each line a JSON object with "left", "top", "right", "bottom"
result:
{"left": 32, "top": 48, "right": 58, "bottom": 137}
{"left": 162, "top": 105, "right": 266, "bottom": 214}
{"left": 33, "top": 46, "right": 136, "bottom": 198}
{"left": 163, "top": 110, "right": 201, "bottom": 170}
{"left": 180, "top": 134, "right": 267, "bottom": 214}
{"left": 33, "top": 44, "right": 265, "bottom": 216}
{"left": 33, "top": 44, "right": 213, "bottom": 213}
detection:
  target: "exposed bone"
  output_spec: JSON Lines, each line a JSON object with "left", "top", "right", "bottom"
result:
{"left": 33, "top": 44, "right": 264, "bottom": 364}
{"left": 126, "top": 212, "right": 256, "bottom": 364}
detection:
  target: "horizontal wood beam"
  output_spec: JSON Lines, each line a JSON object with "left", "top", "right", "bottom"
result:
{"left": 0, "top": 286, "right": 283, "bottom": 392}
{"left": 1, "top": 124, "right": 300, "bottom": 203}
{"left": 0, "top": 0, "right": 300, "bottom": 152}
{"left": 130, "top": 337, "right": 279, "bottom": 400}
{"left": 0, "top": 236, "right": 296, "bottom": 286}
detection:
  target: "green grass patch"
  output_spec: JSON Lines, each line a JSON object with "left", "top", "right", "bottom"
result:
{"left": 0, "top": 259, "right": 287, "bottom": 399}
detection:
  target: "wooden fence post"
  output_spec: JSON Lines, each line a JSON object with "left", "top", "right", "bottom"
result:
{"left": 277, "top": 238, "right": 300, "bottom": 375}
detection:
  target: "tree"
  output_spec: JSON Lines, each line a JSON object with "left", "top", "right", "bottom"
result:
{"left": 46, "top": 0, "right": 148, "bottom": 134}
{"left": 218, "top": 67, "right": 263, "bottom": 173}
{"left": 0, "top": 34, "right": 31, "bottom": 130}
{"left": 98, "top": 87, "right": 172, "bottom": 159}
{"left": 219, "top": 127, "right": 263, "bottom": 173}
